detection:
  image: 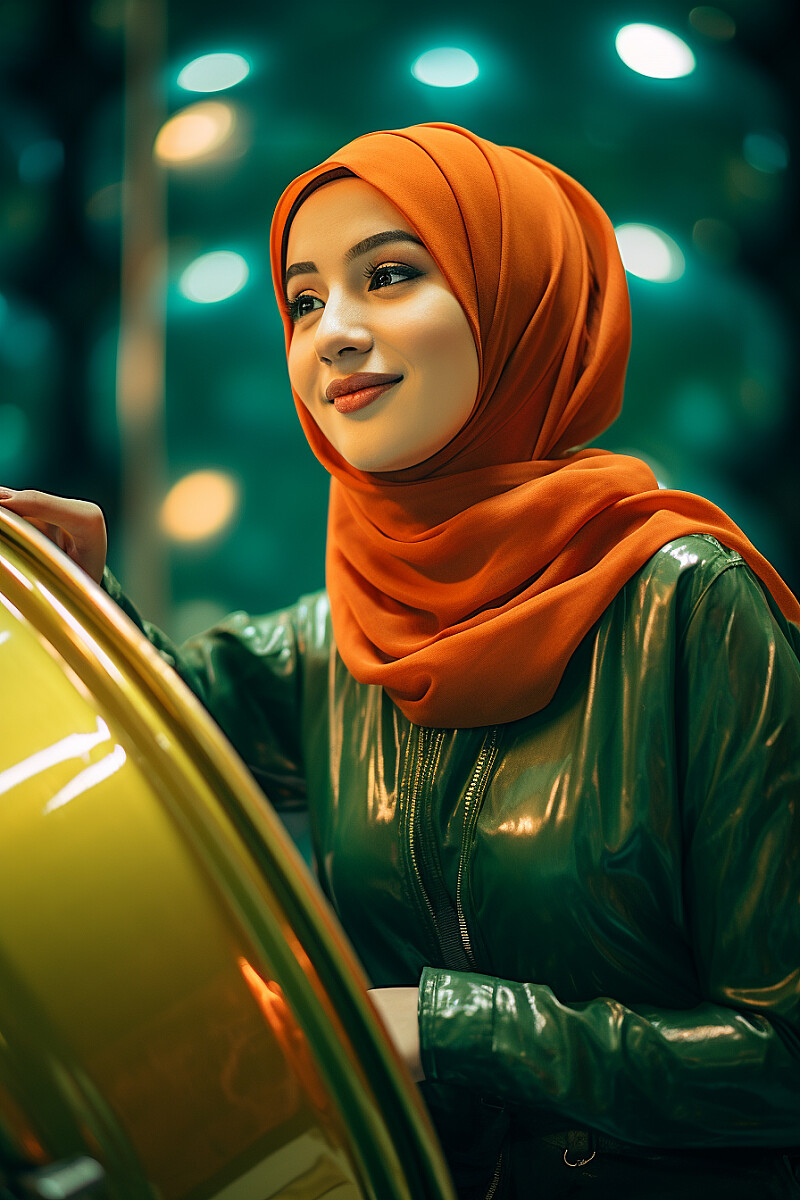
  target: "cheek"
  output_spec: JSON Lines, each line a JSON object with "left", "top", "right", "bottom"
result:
{"left": 403, "top": 300, "right": 478, "bottom": 399}
{"left": 287, "top": 338, "right": 313, "bottom": 405}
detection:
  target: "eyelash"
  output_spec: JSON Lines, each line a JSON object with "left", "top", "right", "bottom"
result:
{"left": 285, "top": 261, "right": 422, "bottom": 323}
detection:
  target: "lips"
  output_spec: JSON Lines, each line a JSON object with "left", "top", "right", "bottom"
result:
{"left": 325, "top": 372, "right": 403, "bottom": 414}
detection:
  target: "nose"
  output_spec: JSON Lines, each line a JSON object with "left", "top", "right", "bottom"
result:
{"left": 313, "top": 291, "right": 373, "bottom": 365}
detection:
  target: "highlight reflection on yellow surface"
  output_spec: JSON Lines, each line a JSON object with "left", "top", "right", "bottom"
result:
{"left": 239, "top": 959, "right": 330, "bottom": 1112}
{"left": 42, "top": 743, "right": 126, "bottom": 814}
{"left": 0, "top": 715, "right": 111, "bottom": 799}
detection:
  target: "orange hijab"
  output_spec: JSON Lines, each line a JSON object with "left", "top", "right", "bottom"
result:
{"left": 270, "top": 122, "right": 799, "bottom": 728}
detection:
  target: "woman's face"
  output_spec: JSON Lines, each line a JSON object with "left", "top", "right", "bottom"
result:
{"left": 284, "top": 178, "right": 479, "bottom": 473}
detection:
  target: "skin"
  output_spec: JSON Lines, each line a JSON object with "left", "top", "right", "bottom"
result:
{"left": 0, "top": 178, "right": 478, "bottom": 1080}
{"left": 0, "top": 487, "right": 107, "bottom": 583}
{"left": 284, "top": 177, "right": 480, "bottom": 473}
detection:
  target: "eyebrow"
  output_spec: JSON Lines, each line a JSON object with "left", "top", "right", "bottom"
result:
{"left": 284, "top": 229, "right": 426, "bottom": 288}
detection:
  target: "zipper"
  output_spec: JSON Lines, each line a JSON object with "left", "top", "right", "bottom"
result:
{"left": 484, "top": 1147, "right": 505, "bottom": 1200}
{"left": 402, "top": 725, "right": 507, "bottom": 1200}
{"left": 404, "top": 726, "right": 444, "bottom": 952}
{"left": 402, "top": 724, "right": 500, "bottom": 968}
{"left": 456, "top": 727, "right": 500, "bottom": 968}
{"left": 416, "top": 728, "right": 477, "bottom": 969}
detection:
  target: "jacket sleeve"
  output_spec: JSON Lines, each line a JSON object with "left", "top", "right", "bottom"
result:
{"left": 101, "top": 567, "right": 307, "bottom": 808}
{"left": 418, "top": 561, "right": 800, "bottom": 1147}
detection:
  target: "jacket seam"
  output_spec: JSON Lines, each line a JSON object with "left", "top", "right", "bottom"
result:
{"left": 680, "top": 560, "right": 747, "bottom": 647}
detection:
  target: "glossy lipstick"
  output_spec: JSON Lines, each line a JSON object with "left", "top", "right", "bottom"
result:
{"left": 326, "top": 373, "right": 402, "bottom": 414}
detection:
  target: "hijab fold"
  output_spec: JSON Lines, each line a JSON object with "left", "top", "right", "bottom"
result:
{"left": 270, "top": 123, "right": 799, "bottom": 728}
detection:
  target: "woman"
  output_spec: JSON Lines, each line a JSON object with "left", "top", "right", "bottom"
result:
{"left": 3, "top": 123, "right": 799, "bottom": 1198}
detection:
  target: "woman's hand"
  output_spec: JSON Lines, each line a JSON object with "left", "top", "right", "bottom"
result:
{"left": 368, "top": 986, "right": 425, "bottom": 1082}
{"left": 0, "top": 487, "right": 108, "bottom": 584}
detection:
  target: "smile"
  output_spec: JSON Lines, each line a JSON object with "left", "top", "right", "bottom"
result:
{"left": 326, "top": 373, "right": 403, "bottom": 414}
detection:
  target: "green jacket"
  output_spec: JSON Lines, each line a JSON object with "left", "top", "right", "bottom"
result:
{"left": 104, "top": 535, "right": 800, "bottom": 1198}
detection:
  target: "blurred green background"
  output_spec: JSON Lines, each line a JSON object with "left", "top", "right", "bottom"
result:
{"left": 1, "top": 0, "right": 797, "bottom": 640}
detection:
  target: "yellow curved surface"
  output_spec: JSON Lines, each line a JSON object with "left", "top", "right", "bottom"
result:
{"left": 0, "top": 509, "right": 456, "bottom": 1200}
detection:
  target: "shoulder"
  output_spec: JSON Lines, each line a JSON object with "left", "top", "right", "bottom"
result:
{"left": 631, "top": 536, "right": 800, "bottom": 669}
{"left": 602, "top": 533, "right": 800, "bottom": 669}
{"left": 631, "top": 534, "right": 745, "bottom": 594}
{"left": 622, "top": 534, "right": 753, "bottom": 634}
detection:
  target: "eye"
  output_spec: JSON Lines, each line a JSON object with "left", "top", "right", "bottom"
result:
{"left": 286, "top": 293, "right": 323, "bottom": 323}
{"left": 365, "top": 262, "right": 422, "bottom": 291}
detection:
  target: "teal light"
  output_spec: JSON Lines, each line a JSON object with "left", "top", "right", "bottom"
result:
{"left": 0, "top": 307, "right": 52, "bottom": 366}
{"left": 614, "top": 224, "right": 685, "bottom": 282}
{"left": 0, "top": 404, "right": 28, "bottom": 467}
{"left": 615, "top": 24, "right": 695, "bottom": 79}
{"left": 179, "top": 251, "right": 249, "bottom": 304}
{"left": 18, "top": 139, "right": 64, "bottom": 184}
{"left": 411, "top": 47, "right": 479, "bottom": 88}
{"left": 743, "top": 132, "right": 789, "bottom": 174}
{"left": 177, "top": 52, "right": 250, "bottom": 93}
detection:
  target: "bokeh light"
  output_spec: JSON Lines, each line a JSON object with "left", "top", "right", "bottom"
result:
{"left": 726, "top": 157, "right": 780, "bottom": 203}
{"left": 18, "top": 139, "right": 64, "bottom": 184}
{"left": 160, "top": 470, "right": 239, "bottom": 542}
{"left": 743, "top": 131, "right": 789, "bottom": 174}
{"left": 615, "top": 25, "right": 696, "bottom": 79}
{"left": 688, "top": 6, "right": 736, "bottom": 40}
{"left": 177, "top": 52, "right": 250, "bottom": 93}
{"left": 614, "top": 223, "right": 686, "bottom": 282}
{"left": 179, "top": 251, "right": 249, "bottom": 304}
{"left": 0, "top": 301, "right": 54, "bottom": 366}
{"left": 5, "top": 0, "right": 798, "bottom": 612}
{"left": 411, "top": 47, "right": 479, "bottom": 88}
{"left": 153, "top": 100, "right": 235, "bottom": 164}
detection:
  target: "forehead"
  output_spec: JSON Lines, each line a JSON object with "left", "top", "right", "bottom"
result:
{"left": 285, "top": 177, "right": 415, "bottom": 261}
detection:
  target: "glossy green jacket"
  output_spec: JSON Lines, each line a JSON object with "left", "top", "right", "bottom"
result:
{"left": 103, "top": 535, "right": 800, "bottom": 1198}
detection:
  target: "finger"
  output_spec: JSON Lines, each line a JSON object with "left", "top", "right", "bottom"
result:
{"left": 0, "top": 490, "right": 96, "bottom": 526}
{"left": 0, "top": 489, "right": 61, "bottom": 517}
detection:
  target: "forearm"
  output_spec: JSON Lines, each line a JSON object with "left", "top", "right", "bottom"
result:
{"left": 419, "top": 967, "right": 800, "bottom": 1147}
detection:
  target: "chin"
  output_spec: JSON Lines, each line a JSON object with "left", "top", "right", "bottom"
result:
{"left": 343, "top": 455, "right": 399, "bottom": 473}
{"left": 334, "top": 438, "right": 410, "bottom": 474}
{"left": 345, "top": 448, "right": 425, "bottom": 472}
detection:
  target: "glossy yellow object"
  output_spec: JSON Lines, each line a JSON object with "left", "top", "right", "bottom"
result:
{"left": 0, "top": 507, "right": 456, "bottom": 1200}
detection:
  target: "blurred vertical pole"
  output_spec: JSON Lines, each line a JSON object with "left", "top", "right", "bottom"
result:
{"left": 116, "top": 0, "right": 168, "bottom": 623}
